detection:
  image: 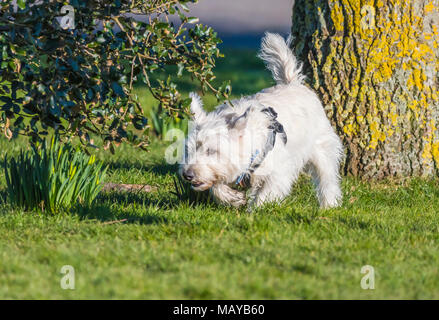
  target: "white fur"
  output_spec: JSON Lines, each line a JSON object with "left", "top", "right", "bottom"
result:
{"left": 258, "top": 33, "right": 305, "bottom": 85}
{"left": 181, "top": 32, "right": 343, "bottom": 209}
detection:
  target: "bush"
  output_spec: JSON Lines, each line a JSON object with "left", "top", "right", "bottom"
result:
{"left": 0, "top": 0, "right": 230, "bottom": 151}
{"left": 3, "top": 137, "right": 107, "bottom": 213}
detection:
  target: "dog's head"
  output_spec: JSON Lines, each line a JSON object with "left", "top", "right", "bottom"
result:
{"left": 180, "top": 93, "right": 265, "bottom": 191}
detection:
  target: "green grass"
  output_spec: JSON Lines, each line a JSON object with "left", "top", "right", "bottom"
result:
{"left": 1, "top": 49, "right": 439, "bottom": 299}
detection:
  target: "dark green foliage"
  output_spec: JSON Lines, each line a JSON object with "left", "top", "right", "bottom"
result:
{"left": 3, "top": 136, "right": 107, "bottom": 212}
{"left": 0, "top": 0, "right": 229, "bottom": 151}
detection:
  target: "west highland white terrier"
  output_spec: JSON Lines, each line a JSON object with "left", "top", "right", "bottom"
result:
{"left": 180, "top": 33, "right": 343, "bottom": 209}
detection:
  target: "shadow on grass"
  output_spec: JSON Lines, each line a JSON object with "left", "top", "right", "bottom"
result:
{"left": 97, "top": 190, "right": 179, "bottom": 208}
{"left": 106, "top": 161, "right": 178, "bottom": 177}
{"left": 0, "top": 190, "right": 6, "bottom": 205}
{"left": 73, "top": 186, "right": 211, "bottom": 225}
{"left": 74, "top": 203, "right": 170, "bottom": 225}
{"left": 75, "top": 190, "right": 171, "bottom": 222}
{"left": 73, "top": 190, "right": 174, "bottom": 225}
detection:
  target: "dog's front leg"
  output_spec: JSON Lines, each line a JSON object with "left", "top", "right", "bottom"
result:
{"left": 210, "top": 184, "right": 246, "bottom": 207}
{"left": 246, "top": 180, "right": 265, "bottom": 212}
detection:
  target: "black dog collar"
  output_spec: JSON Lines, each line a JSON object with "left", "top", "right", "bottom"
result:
{"left": 235, "top": 106, "right": 288, "bottom": 188}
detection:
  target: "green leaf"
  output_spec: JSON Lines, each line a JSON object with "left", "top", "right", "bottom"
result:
{"left": 17, "top": 0, "right": 26, "bottom": 10}
{"left": 111, "top": 82, "right": 125, "bottom": 97}
{"left": 180, "top": 2, "right": 189, "bottom": 11}
{"left": 187, "top": 17, "right": 199, "bottom": 24}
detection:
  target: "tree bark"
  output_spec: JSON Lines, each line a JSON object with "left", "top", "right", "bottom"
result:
{"left": 291, "top": 0, "right": 439, "bottom": 179}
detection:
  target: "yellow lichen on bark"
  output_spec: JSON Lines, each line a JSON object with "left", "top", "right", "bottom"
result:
{"left": 292, "top": 0, "right": 439, "bottom": 178}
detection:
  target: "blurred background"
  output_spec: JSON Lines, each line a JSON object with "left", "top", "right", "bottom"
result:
{"left": 187, "top": 0, "right": 294, "bottom": 48}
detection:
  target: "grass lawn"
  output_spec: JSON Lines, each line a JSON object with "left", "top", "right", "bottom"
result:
{"left": 1, "top": 49, "right": 439, "bottom": 299}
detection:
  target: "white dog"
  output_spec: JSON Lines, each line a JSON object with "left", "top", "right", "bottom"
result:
{"left": 180, "top": 33, "right": 343, "bottom": 209}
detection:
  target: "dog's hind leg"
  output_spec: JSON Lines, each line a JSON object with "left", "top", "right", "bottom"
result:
{"left": 308, "top": 137, "right": 343, "bottom": 208}
{"left": 249, "top": 170, "right": 297, "bottom": 209}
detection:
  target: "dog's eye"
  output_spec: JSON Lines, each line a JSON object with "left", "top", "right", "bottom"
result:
{"left": 206, "top": 148, "right": 216, "bottom": 156}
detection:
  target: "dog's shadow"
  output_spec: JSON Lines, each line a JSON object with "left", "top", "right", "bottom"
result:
{"left": 106, "top": 161, "right": 178, "bottom": 177}
{"left": 74, "top": 177, "right": 215, "bottom": 224}
{"left": 75, "top": 205, "right": 169, "bottom": 225}
{"left": 74, "top": 192, "right": 173, "bottom": 225}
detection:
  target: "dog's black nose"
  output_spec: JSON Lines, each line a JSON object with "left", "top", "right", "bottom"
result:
{"left": 183, "top": 169, "right": 194, "bottom": 181}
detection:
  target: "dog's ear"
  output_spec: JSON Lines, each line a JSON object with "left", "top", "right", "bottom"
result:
{"left": 228, "top": 107, "right": 251, "bottom": 131}
{"left": 189, "top": 92, "right": 206, "bottom": 121}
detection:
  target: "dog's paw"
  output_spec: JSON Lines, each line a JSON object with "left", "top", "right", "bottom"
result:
{"left": 320, "top": 195, "right": 342, "bottom": 209}
{"left": 211, "top": 184, "right": 247, "bottom": 207}
{"left": 229, "top": 191, "right": 247, "bottom": 207}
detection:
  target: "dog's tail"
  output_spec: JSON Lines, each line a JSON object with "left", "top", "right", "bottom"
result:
{"left": 258, "top": 32, "right": 305, "bottom": 86}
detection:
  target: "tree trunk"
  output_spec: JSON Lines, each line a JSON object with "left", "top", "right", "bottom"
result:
{"left": 291, "top": 0, "right": 439, "bottom": 179}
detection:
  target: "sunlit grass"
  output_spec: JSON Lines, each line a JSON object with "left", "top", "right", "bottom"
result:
{"left": 0, "top": 49, "right": 438, "bottom": 299}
